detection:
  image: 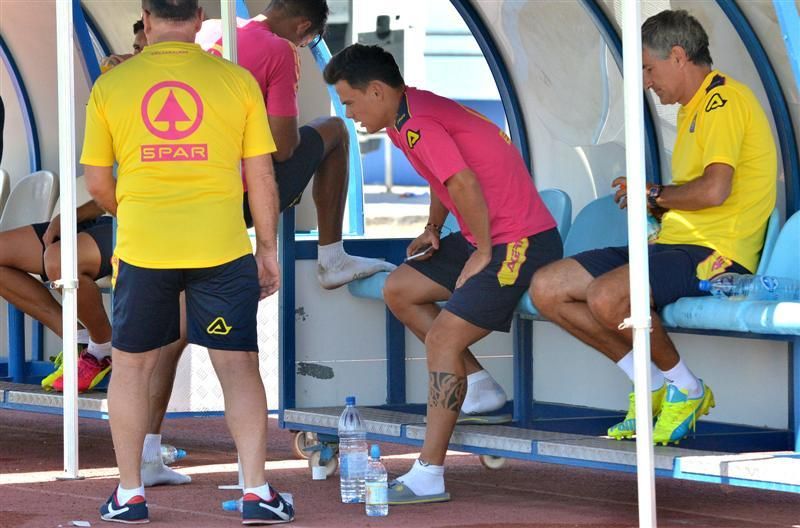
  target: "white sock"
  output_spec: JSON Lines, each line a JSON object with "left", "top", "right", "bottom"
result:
{"left": 317, "top": 240, "right": 346, "bottom": 270}
{"left": 662, "top": 359, "right": 702, "bottom": 398}
{"left": 76, "top": 328, "right": 90, "bottom": 345}
{"left": 396, "top": 459, "right": 445, "bottom": 496}
{"left": 142, "top": 434, "right": 162, "bottom": 463}
{"left": 86, "top": 340, "right": 112, "bottom": 360}
{"left": 116, "top": 484, "right": 145, "bottom": 504}
{"left": 460, "top": 370, "right": 507, "bottom": 415}
{"left": 615, "top": 351, "right": 665, "bottom": 390}
{"left": 244, "top": 482, "right": 272, "bottom": 501}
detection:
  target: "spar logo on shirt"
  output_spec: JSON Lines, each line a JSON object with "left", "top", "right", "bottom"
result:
{"left": 140, "top": 81, "right": 208, "bottom": 162}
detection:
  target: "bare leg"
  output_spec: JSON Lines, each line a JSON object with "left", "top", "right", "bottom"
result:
{"left": 384, "top": 264, "right": 485, "bottom": 376}
{"left": 147, "top": 292, "right": 187, "bottom": 433}
{"left": 420, "top": 311, "right": 491, "bottom": 465}
{"left": 585, "top": 264, "right": 680, "bottom": 370}
{"left": 531, "top": 259, "right": 632, "bottom": 361}
{"left": 108, "top": 347, "right": 159, "bottom": 489}
{"left": 43, "top": 234, "right": 111, "bottom": 344}
{"left": 208, "top": 348, "right": 267, "bottom": 489}
{"left": 307, "top": 116, "right": 348, "bottom": 246}
{"left": 0, "top": 226, "right": 64, "bottom": 335}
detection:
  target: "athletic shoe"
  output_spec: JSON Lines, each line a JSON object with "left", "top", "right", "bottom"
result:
{"left": 99, "top": 489, "right": 149, "bottom": 524}
{"left": 40, "top": 350, "right": 64, "bottom": 391}
{"left": 387, "top": 480, "right": 450, "bottom": 505}
{"left": 652, "top": 382, "right": 715, "bottom": 446}
{"left": 52, "top": 350, "right": 112, "bottom": 392}
{"left": 608, "top": 384, "right": 667, "bottom": 440}
{"left": 241, "top": 486, "right": 295, "bottom": 525}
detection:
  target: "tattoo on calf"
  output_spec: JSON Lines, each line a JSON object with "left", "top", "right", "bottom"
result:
{"left": 428, "top": 372, "right": 467, "bottom": 412}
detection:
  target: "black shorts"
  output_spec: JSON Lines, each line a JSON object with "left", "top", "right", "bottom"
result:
{"left": 243, "top": 125, "right": 325, "bottom": 227}
{"left": 407, "top": 228, "right": 563, "bottom": 332}
{"left": 32, "top": 216, "right": 113, "bottom": 282}
{"left": 111, "top": 254, "right": 260, "bottom": 353}
{"left": 572, "top": 243, "right": 750, "bottom": 309}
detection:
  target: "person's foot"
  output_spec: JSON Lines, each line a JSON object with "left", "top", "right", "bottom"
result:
{"left": 608, "top": 384, "right": 667, "bottom": 440}
{"left": 387, "top": 480, "right": 450, "bottom": 505}
{"left": 653, "top": 382, "right": 715, "bottom": 446}
{"left": 241, "top": 485, "right": 295, "bottom": 525}
{"left": 99, "top": 489, "right": 149, "bottom": 524}
{"left": 317, "top": 255, "right": 395, "bottom": 290}
{"left": 40, "top": 351, "right": 64, "bottom": 391}
{"left": 460, "top": 371, "right": 507, "bottom": 415}
{"left": 141, "top": 460, "right": 192, "bottom": 487}
{"left": 52, "top": 350, "right": 112, "bottom": 392}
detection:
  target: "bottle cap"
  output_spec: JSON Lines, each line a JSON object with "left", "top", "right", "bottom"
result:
{"left": 345, "top": 396, "right": 356, "bottom": 406}
{"left": 698, "top": 280, "right": 711, "bottom": 292}
{"left": 370, "top": 444, "right": 380, "bottom": 459}
{"left": 311, "top": 465, "right": 327, "bottom": 480}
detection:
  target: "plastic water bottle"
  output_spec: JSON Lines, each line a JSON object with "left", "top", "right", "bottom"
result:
{"left": 338, "top": 396, "right": 367, "bottom": 503}
{"left": 161, "top": 444, "right": 187, "bottom": 465}
{"left": 699, "top": 272, "right": 800, "bottom": 301}
{"left": 365, "top": 444, "right": 388, "bottom": 517}
{"left": 647, "top": 213, "right": 661, "bottom": 243}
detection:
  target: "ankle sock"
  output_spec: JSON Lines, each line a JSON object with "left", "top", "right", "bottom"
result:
{"left": 86, "top": 340, "right": 112, "bottom": 361}
{"left": 116, "top": 484, "right": 144, "bottom": 504}
{"left": 615, "top": 351, "right": 665, "bottom": 390}
{"left": 244, "top": 482, "right": 272, "bottom": 501}
{"left": 661, "top": 359, "right": 702, "bottom": 398}
{"left": 142, "top": 434, "right": 162, "bottom": 464}
{"left": 460, "top": 370, "right": 506, "bottom": 414}
{"left": 317, "top": 241, "right": 346, "bottom": 270}
{"left": 396, "top": 459, "right": 445, "bottom": 495}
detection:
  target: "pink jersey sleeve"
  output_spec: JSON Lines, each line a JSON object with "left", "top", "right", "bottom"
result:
{"left": 403, "top": 117, "right": 469, "bottom": 184}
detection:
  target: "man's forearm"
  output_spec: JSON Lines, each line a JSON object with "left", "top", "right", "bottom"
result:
{"left": 84, "top": 166, "right": 118, "bottom": 216}
{"left": 428, "top": 193, "right": 449, "bottom": 229}
{"left": 654, "top": 163, "right": 733, "bottom": 211}
{"left": 446, "top": 170, "right": 491, "bottom": 251}
{"left": 76, "top": 200, "right": 106, "bottom": 222}
{"left": 244, "top": 155, "right": 279, "bottom": 254}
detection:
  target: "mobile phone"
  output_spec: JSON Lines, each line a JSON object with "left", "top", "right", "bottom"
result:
{"left": 405, "top": 245, "right": 433, "bottom": 261}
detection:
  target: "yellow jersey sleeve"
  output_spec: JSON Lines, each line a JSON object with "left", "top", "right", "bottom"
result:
{"left": 80, "top": 83, "right": 115, "bottom": 167}
{"left": 697, "top": 86, "right": 747, "bottom": 171}
{"left": 241, "top": 73, "right": 276, "bottom": 159}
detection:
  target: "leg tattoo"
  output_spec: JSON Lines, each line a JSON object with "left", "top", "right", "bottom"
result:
{"left": 428, "top": 372, "right": 467, "bottom": 412}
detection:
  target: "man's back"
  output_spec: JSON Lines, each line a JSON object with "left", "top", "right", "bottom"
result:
{"left": 81, "top": 41, "right": 274, "bottom": 269}
{"left": 197, "top": 18, "right": 299, "bottom": 118}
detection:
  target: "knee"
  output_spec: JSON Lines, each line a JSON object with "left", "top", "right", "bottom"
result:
{"left": 530, "top": 264, "right": 565, "bottom": 313}
{"left": 586, "top": 280, "right": 625, "bottom": 329}
{"left": 43, "top": 245, "right": 62, "bottom": 281}
{"left": 382, "top": 271, "right": 406, "bottom": 313}
{"left": 328, "top": 116, "right": 348, "bottom": 142}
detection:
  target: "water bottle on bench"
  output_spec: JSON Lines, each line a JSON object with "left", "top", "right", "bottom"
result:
{"left": 699, "top": 273, "right": 800, "bottom": 301}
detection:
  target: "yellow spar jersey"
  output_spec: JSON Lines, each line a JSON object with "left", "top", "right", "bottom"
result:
{"left": 658, "top": 70, "right": 777, "bottom": 273}
{"left": 80, "top": 41, "right": 275, "bottom": 269}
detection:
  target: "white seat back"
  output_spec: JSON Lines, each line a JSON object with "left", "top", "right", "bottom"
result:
{"left": 0, "top": 169, "right": 10, "bottom": 218}
{"left": 51, "top": 175, "right": 94, "bottom": 220}
{"left": 0, "top": 170, "right": 58, "bottom": 231}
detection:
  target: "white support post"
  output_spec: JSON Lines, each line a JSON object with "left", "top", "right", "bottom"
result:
{"left": 620, "top": 1, "right": 657, "bottom": 526}
{"left": 55, "top": 0, "right": 81, "bottom": 480}
{"left": 221, "top": 0, "right": 238, "bottom": 64}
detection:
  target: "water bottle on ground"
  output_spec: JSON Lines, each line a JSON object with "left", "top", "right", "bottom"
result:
{"left": 338, "top": 395, "right": 367, "bottom": 503}
{"left": 365, "top": 444, "right": 388, "bottom": 517}
{"left": 699, "top": 272, "right": 800, "bottom": 301}
{"left": 161, "top": 444, "right": 187, "bottom": 465}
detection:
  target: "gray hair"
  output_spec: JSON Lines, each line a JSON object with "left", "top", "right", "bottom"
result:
{"left": 642, "top": 10, "right": 712, "bottom": 66}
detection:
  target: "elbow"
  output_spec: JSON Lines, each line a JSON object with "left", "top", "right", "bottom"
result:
{"left": 84, "top": 178, "right": 105, "bottom": 201}
{"left": 273, "top": 134, "right": 301, "bottom": 163}
{"left": 707, "top": 186, "right": 731, "bottom": 208}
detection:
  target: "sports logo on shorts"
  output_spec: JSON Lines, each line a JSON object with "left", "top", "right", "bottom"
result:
{"left": 207, "top": 317, "right": 232, "bottom": 335}
{"left": 140, "top": 81, "right": 208, "bottom": 162}
{"left": 406, "top": 129, "right": 421, "bottom": 149}
{"left": 497, "top": 238, "right": 529, "bottom": 287}
{"left": 696, "top": 251, "right": 733, "bottom": 281}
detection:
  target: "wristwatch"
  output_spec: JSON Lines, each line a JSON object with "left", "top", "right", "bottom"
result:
{"left": 647, "top": 184, "right": 663, "bottom": 209}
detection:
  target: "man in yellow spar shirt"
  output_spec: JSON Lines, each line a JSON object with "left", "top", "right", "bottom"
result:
{"left": 81, "top": 0, "right": 293, "bottom": 524}
{"left": 531, "top": 9, "right": 776, "bottom": 446}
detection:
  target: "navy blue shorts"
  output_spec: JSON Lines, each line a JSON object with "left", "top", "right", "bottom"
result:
{"left": 243, "top": 125, "right": 325, "bottom": 227}
{"left": 32, "top": 216, "right": 113, "bottom": 282}
{"left": 111, "top": 254, "right": 260, "bottom": 353}
{"left": 572, "top": 243, "right": 750, "bottom": 309}
{"left": 407, "top": 228, "right": 563, "bottom": 332}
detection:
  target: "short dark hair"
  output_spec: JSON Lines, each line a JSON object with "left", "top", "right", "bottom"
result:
{"left": 133, "top": 19, "right": 144, "bottom": 34}
{"left": 142, "top": 0, "right": 199, "bottom": 22}
{"left": 642, "top": 9, "right": 713, "bottom": 67}
{"left": 269, "top": 0, "right": 329, "bottom": 36}
{"left": 323, "top": 44, "right": 404, "bottom": 90}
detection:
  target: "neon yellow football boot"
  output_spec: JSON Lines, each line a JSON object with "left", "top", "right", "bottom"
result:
{"left": 653, "top": 381, "right": 715, "bottom": 446}
{"left": 40, "top": 350, "right": 64, "bottom": 391}
{"left": 607, "top": 384, "right": 667, "bottom": 440}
